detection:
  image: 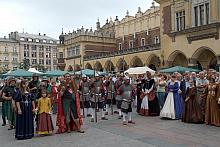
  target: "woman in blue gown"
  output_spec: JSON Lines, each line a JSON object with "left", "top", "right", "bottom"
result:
{"left": 171, "top": 77, "right": 183, "bottom": 119}
{"left": 15, "top": 80, "right": 35, "bottom": 140}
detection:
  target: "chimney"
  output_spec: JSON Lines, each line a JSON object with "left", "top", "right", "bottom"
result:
{"left": 4, "top": 36, "right": 6, "bottom": 39}
{"left": 43, "top": 34, "right": 46, "bottom": 36}
{"left": 39, "top": 33, "right": 41, "bottom": 36}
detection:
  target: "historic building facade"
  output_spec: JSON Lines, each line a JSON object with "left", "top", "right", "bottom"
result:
{"left": 58, "top": 0, "right": 220, "bottom": 72}
{"left": 156, "top": 0, "right": 220, "bottom": 70}
{"left": 58, "top": 3, "right": 161, "bottom": 72}
{"left": 9, "top": 32, "right": 58, "bottom": 71}
{"left": 0, "top": 37, "right": 20, "bottom": 71}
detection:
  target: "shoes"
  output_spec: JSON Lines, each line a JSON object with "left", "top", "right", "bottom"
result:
{"left": 128, "top": 121, "right": 135, "bottom": 124}
{"left": 1, "top": 123, "right": 6, "bottom": 126}
{"left": 123, "top": 121, "right": 127, "bottom": 125}
{"left": 8, "top": 126, "right": 14, "bottom": 130}
{"left": 118, "top": 116, "right": 122, "bottom": 119}
{"left": 77, "top": 130, "right": 85, "bottom": 133}
{"left": 101, "top": 117, "right": 108, "bottom": 120}
{"left": 114, "top": 111, "right": 119, "bottom": 114}
{"left": 105, "top": 112, "right": 108, "bottom": 115}
{"left": 87, "top": 114, "right": 92, "bottom": 117}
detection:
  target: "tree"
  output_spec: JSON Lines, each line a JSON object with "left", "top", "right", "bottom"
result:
{"left": 19, "top": 58, "right": 30, "bottom": 70}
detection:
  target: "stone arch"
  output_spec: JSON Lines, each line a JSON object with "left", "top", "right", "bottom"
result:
{"left": 191, "top": 47, "right": 217, "bottom": 70}
{"left": 130, "top": 56, "right": 144, "bottom": 67}
{"left": 85, "top": 63, "right": 92, "bottom": 69}
{"left": 94, "top": 61, "right": 103, "bottom": 71}
{"left": 116, "top": 58, "right": 128, "bottom": 72}
{"left": 167, "top": 50, "right": 188, "bottom": 67}
{"left": 146, "top": 54, "right": 161, "bottom": 71}
{"left": 104, "top": 60, "right": 115, "bottom": 72}
{"left": 67, "top": 65, "right": 73, "bottom": 71}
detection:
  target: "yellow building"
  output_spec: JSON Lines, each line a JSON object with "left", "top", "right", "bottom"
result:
{"left": 156, "top": 0, "right": 220, "bottom": 70}
{"left": 58, "top": 0, "right": 220, "bottom": 72}
{"left": 58, "top": 3, "right": 161, "bottom": 72}
{"left": 0, "top": 37, "right": 20, "bottom": 71}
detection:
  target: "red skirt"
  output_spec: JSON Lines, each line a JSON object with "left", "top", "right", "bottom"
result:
{"left": 36, "top": 113, "right": 54, "bottom": 135}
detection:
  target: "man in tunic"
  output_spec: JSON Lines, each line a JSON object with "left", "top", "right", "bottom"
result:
{"left": 28, "top": 73, "right": 40, "bottom": 100}
{"left": 118, "top": 76, "right": 135, "bottom": 125}
{"left": 104, "top": 76, "right": 116, "bottom": 115}
{"left": 78, "top": 75, "right": 92, "bottom": 117}
{"left": 2, "top": 77, "right": 17, "bottom": 130}
{"left": 115, "top": 75, "right": 123, "bottom": 119}
{"left": 196, "top": 71, "right": 209, "bottom": 116}
{"left": 90, "top": 74, "right": 107, "bottom": 122}
{"left": 59, "top": 73, "right": 84, "bottom": 133}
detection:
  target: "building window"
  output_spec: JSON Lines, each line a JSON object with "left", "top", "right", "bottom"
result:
{"left": 13, "top": 66, "right": 17, "bottom": 70}
{"left": 32, "top": 52, "right": 37, "bottom": 58}
{"left": 46, "top": 53, "right": 51, "bottom": 58}
{"left": 4, "top": 47, "right": 8, "bottom": 52}
{"left": 129, "top": 40, "right": 133, "bottom": 49}
{"left": 154, "top": 36, "right": 160, "bottom": 44}
{"left": 50, "top": 40, "right": 53, "bottom": 44}
{"left": 24, "top": 44, "right": 29, "bottom": 50}
{"left": 39, "top": 59, "right": 44, "bottom": 64}
{"left": 13, "top": 47, "right": 17, "bottom": 52}
{"left": 4, "top": 56, "right": 8, "bottom": 61}
{"left": 36, "top": 39, "right": 39, "bottom": 43}
{"left": 59, "top": 52, "right": 64, "bottom": 58}
{"left": 24, "top": 51, "right": 29, "bottom": 57}
{"left": 12, "top": 57, "right": 17, "bottom": 62}
{"left": 32, "top": 59, "right": 37, "bottom": 64}
{"left": 20, "top": 38, "right": 24, "bottom": 41}
{"left": 176, "top": 11, "right": 185, "bottom": 31}
{"left": 46, "top": 59, "right": 51, "bottom": 65}
{"left": 28, "top": 38, "right": 33, "bottom": 42}
{"left": 32, "top": 45, "right": 37, "bottom": 50}
{"left": 141, "top": 38, "right": 145, "bottom": 46}
{"left": 43, "top": 40, "right": 46, "bottom": 43}
{"left": 193, "top": 1, "right": 210, "bottom": 26}
{"left": 119, "top": 43, "right": 122, "bottom": 50}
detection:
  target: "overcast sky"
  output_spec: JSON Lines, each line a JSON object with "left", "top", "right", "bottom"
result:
{"left": 0, "top": 0, "right": 157, "bottom": 39}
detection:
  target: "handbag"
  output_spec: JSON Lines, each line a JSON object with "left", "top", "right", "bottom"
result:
{"left": 121, "top": 100, "right": 130, "bottom": 110}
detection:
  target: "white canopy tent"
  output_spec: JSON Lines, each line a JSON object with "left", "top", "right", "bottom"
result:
{"left": 124, "top": 66, "right": 155, "bottom": 75}
{"left": 28, "top": 68, "right": 43, "bottom": 74}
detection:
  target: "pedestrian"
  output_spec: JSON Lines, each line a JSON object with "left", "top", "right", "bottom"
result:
{"left": 156, "top": 74, "right": 167, "bottom": 109}
{"left": 182, "top": 80, "right": 203, "bottom": 123}
{"left": 15, "top": 80, "right": 35, "bottom": 140}
{"left": 51, "top": 79, "right": 58, "bottom": 114}
{"left": 119, "top": 76, "right": 135, "bottom": 125}
{"left": 36, "top": 90, "right": 54, "bottom": 135}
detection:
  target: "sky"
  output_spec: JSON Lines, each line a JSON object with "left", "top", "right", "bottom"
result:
{"left": 0, "top": 0, "right": 158, "bottom": 39}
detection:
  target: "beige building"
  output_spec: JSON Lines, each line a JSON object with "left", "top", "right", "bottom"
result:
{"left": 0, "top": 37, "right": 20, "bottom": 71}
{"left": 9, "top": 32, "right": 58, "bottom": 71}
{"left": 58, "top": 3, "right": 161, "bottom": 72}
{"left": 156, "top": 0, "right": 220, "bottom": 70}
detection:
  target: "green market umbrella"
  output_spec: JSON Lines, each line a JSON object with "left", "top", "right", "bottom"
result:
{"left": 74, "top": 69, "right": 98, "bottom": 76}
{"left": 3, "top": 69, "right": 33, "bottom": 77}
{"left": 45, "top": 70, "right": 68, "bottom": 77}
{"left": 160, "top": 66, "right": 200, "bottom": 73}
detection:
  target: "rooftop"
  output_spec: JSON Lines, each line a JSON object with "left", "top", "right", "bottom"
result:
{"left": 18, "top": 32, "right": 57, "bottom": 41}
{"left": 0, "top": 37, "right": 18, "bottom": 43}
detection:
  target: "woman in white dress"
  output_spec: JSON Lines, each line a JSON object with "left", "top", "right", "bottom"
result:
{"left": 160, "top": 75, "right": 177, "bottom": 119}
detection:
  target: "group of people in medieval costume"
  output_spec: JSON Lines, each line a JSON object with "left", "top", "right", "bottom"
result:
{"left": 1, "top": 69, "right": 220, "bottom": 141}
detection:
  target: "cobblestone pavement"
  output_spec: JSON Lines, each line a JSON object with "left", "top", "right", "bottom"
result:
{"left": 0, "top": 111, "right": 220, "bottom": 147}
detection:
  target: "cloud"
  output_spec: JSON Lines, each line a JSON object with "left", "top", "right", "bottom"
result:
{"left": 0, "top": 0, "right": 155, "bottom": 39}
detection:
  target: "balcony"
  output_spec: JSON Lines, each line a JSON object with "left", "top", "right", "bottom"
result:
{"left": 169, "top": 22, "right": 220, "bottom": 43}
{"left": 84, "top": 43, "right": 161, "bottom": 61}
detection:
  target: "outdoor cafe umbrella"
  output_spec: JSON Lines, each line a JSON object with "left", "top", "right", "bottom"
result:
{"left": 159, "top": 66, "right": 200, "bottom": 73}
{"left": 124, "top": 66, "right": 155, "bottom": 75}
{"left": 75, "top": 69, "right": 97, "bottom": 76}
{"left": 3, "top": 69, "right": 33, "bottom": 77}
{"left": 45, "top": 70, "right": 68, "bottom": 77}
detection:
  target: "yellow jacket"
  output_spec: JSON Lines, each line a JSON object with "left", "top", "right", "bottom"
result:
{"left": 37, "top": 97, "right": 51, "bottom": 114}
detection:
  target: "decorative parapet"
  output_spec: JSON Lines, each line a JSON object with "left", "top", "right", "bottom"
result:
{"left": 84, "top": 44, "right": 161, "bottom": 61}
